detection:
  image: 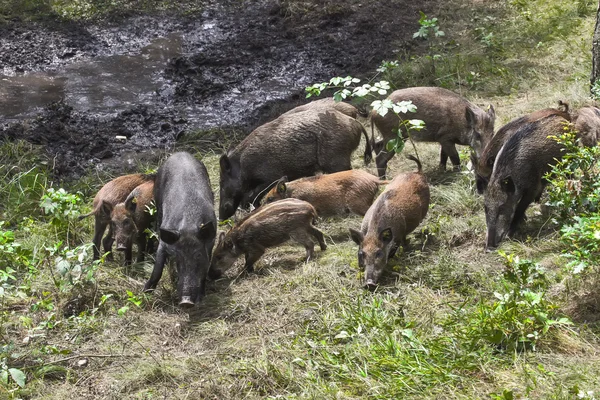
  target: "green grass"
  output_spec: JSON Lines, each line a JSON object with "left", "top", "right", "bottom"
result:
{"left": 2, "top": 0, "right": 600, "bottom": 398}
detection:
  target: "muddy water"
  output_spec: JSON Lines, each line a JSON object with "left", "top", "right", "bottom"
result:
{"left": 0, "top": 33, "right": 182, "bottom": 120}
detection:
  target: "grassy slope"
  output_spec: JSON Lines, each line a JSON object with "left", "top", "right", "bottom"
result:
{"left": 2, "top": 0, "right": 600, "bottom": 399}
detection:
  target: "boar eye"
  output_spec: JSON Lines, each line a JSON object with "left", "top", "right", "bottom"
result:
{"left": 375, "top": 250, "right": 383, "bottom": 259}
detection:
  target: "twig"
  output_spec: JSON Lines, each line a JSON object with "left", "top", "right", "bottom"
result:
{"left": 36, "top": 353, "right": 133, "bottom": 367}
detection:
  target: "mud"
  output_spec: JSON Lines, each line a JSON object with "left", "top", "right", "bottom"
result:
{"left": 0, "top": 0, "right": 435, "bottom": 179}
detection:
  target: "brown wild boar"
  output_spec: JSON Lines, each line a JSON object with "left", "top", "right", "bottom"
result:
{"left": 79, "top": 173, "right": 155, "bottom": 260}
{"left": 475, "top": 106, "right": 571, "bottom": 193}
{"left": 484, "top": 115, "right": 568, "bottom": 250}
{"left": 210, "top": 198, "right": 327, "bottom": 276}
{"left": 573, "top": 106, "right": 600, "bottom": 147}
{"left": 282, "top": 97, "right": 359, "bottom": 119}
{"left": 102, "top": 180, "right": 154, "bottom": 266}
{"left": 264, "top": 170, "right": 388, "bottom": 217}
{"left": 371, "top": 86, "right": 495, "bottom": 177}
{"left": 349, "top": 155, "right": 430, "bottom": 288}
{"left": 219, "top": 108, "right": 373, "bottom": 220}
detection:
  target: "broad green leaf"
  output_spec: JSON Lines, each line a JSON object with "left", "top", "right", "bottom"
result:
{"left": 9, "top": 368, "right": 26, "bottom": 388}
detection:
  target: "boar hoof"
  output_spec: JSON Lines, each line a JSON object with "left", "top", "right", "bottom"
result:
{"left": 143, "top": 282, "right": 156, "bottom": 293}
{"left": 179, "top": 297, "right": 195, "bottom": 308}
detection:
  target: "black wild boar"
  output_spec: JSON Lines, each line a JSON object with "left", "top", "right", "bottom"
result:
{"left": 282, "top": 97, "right": 359, "bottom": 119}
{"left": 475, "top": 106, "right": 571, "bottom": 194}
{"left": 79, "top": 173, "right": 155, "bottom": 260}
{"left": 573, "top": 106, "right": 600, "bottom": 147}
{"left": 370, "top": 86, "right": 495, "bottom": 177}
{"left": 219, "top": 108, "right": 373, "bottom": 220}
{"left": 264, "top": 170, "right": 388, "bottom": 217}
{"left": 484, "top": 115, "right": 569, "bottom": 250}
{"left": 349, "top": 156, "right": 430, "bottom": 288}
{"left": 210, "top": 198, "right": 327, "bottom": 276}
{"left": 102, "top": 180, "right": 154, "bottom": 266}
{"left": 143, "top": 152, "right": 216, "bottom": 308}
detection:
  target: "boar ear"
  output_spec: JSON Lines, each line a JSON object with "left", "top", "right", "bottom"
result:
{"left": 487, "top": 104, "right": 496, "bottom": 121}
{"left": 220, "top": 154, "right": 232, "bottom": 173}
{"left": 160, "top": 228, "right": 180, "bottom": 245}
{"left": 276, "top": 180, "right": 287, "bottom": 195}
{"left": 124, "top": 194, "right": 137, "bottom": 214}
{"left": 500, "top": 176, "right": 515, "bottom": 193}
{"left": 349, "top": 228, "right": 364, "bottom": 245}
{"left": 379, "top": 228, "right": 393, "bottom": 245}
{"left": 465, "top": 107, "right": 477, "bottom": 128}
{"left": 218, "top": 231, "right": 226, "bottom": 244}
{"left": 198, "top": 221, "right": 216, "bottom": 241}
{"left": 100, "top": 200, "right": 113, "bottom": 218}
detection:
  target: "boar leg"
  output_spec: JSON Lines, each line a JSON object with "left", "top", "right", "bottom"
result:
{"left": 440, "top": 142, "right": 461, "bottom": 171}
{"left": 144, "top": 241, "right": 168, "bottom": 292}
{"left": 92, "top": 218, "right": 108, "bottom": 260}
{"left": 291, "top": 231, "right": 316, "bottom": 261}
{"left": 244, "top": 247, "right": 265, "bottom": 273}
{"left": 376, "top": 152, "right": 395, "bottom": 179}
{"left": 135, "top": 232, "right": 147, "bottom": 263}
{"left": 309, "top": 226, "right": 327, "bottom": 251}
{"left": 102, "top": 223, "right": 114, "bottom": 261}
{"left": 508, "top": 192, "right": 535, "bottom": 236}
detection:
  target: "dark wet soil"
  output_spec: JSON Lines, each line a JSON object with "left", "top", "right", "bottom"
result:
{"left": 0, "top": 0, "right": 435, "bottom": 179}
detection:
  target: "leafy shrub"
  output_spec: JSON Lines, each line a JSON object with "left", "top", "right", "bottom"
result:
{"left": 39, "top": 187, "right": 84, "bottom": 243}
{"left": 546, "top": 128, "right": 600, "bottom": 273}
{"left": 451, "top": 253, "right": 570, "bottom": 352}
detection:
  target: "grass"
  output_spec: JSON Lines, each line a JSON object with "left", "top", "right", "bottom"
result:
{"left": 2, "top": 0, "right": 600, "bottom": 398}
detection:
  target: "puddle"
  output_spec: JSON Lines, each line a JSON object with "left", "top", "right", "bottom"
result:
{"left": 0, "top": 33, "right": 182, "bottom": 119}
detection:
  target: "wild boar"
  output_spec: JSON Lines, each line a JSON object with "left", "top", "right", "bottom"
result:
{"left": 282, "top": 97, "right": 359, "bottom": 119}
{"left": 210, "top": 198, "right": 327, "bottom": 276}
{"left": 219, "top": 108, "right": 373, "bottom": 220}
{"left": 263, "top": 170, "right": 388, "bottom": 217}
{"left": 484, "top": 115, "right": 569, "bottom": 250}
{"left": 349, "top": 155, "right": 430, "bottom": 288}
{"left": 573, "top": 106, "right": 600, "bottom": 147}
{"left": 79, "top": 173, "right": 155, "bottom": 261}
{"left": 370, "top": 86, "right": 495, "bottom": 177}
{"left": 475, "top": 106, "right": 571, "bottom": 194}
{"left": 102, "top": 180, "right": 154, "bottom": 266}
{"left": 143, "top": 152, "right": 216, "bottom": 308}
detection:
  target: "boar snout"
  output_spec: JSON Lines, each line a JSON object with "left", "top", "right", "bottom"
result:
{"left": 179, "top": 296, "right": 195, "bottom": 308}
{"left": 364, "top": 279, "right": 378, "bottom": 291}
{"left": 116, "top": 244, "right": 128, "bottom": 252}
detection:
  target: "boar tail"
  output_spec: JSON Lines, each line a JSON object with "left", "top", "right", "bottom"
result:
{"left": 78, "top": 211, "right": 95, "bottom": 220}
{"left": 361, "top": 125, "right": 373, "bottom": 165}
{"left": 406, "top": 155, "right": 422, "bottom": 173}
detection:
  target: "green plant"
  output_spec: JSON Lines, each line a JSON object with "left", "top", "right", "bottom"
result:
{"left": 546, "top": 127, "right": 600, "bottom": 273}
{"left": 452, "top": 253, "right": 570, "bottom": 352}
{"left": 49, "top": 242, "right": 102, "bottom": 289}
{"left": 39, "top": 188, "right": 84, "bottom": 243}
{"left": 413, "top": 11, "right": 445, "bottom": 39}
{"left": 1, "top": 344, "right": 26, "bottom": 392}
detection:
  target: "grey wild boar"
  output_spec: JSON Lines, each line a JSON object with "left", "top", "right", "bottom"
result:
{"left": 264, "top": 170, "right": 388, "bottom": 217}
{"left": 102, "top": 180, "right": 154, "bottom": 266}
{"left": 210, "top": 198, "right": 327, "bottom": 276}
{"left": 484, "top": 114, "right": 569, "bottom": 250}
{"left": 219, "top": 108, "right": 373, "bottom": 220}
{"left": 349, "top": 155, "right": 430, "bottom": 288}
{"left": 282, "top": 97, "right": 359, "bottom": 119}
{"left": 143, "top": 152, "right": 216, "bottom": 308}
{"left": 371, "top": 86, "right": 495, "bottom": 177}
{"left": 475, "top": 106, "right": 571, "bottom": 194}
{"left": 79, "top": 173, "right": 155, "bottom": 260}
{"left": 573, "top": 106, "right": 600, "bottom": 147}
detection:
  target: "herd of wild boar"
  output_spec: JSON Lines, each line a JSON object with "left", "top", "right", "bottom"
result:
{"left": 80, "top": 88, "right": 600, "bottom": 307}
